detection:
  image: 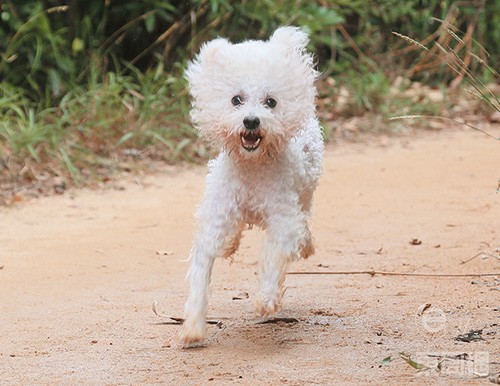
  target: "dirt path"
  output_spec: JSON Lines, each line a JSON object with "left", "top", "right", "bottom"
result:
{"left": 1, "top": 129, "right": 499, "bottom": 385}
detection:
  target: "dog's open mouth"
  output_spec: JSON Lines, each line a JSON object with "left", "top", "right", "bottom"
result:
{"left": 240, "top": 131, "right": 262, "bottom": 151}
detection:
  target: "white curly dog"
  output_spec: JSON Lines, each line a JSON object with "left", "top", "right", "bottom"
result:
{"left": 180, "top": 26, "right": 323, "bottom": 346}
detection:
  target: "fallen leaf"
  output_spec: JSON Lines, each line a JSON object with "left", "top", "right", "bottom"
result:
{"left": 381, "top": 355, "right": 396, "bottom": 366}
{"left": 256, "top": 317, "right": 299, "bottom": 324}
{"left": 155, "top": 250, "right": 174, "bottom": 256}
{"left": 416, "top": 303, "right": 432, "bottom": 316}
{"left": 399, "top": 352, "right": 428, "bottom": 370}
{"left": 454, "top": 329, "right": 484, "bottom": 342}
{"left": 450, "top": 353, "right": 469, "bottom": 360}
{"left": 232, "top": 291, "right": 249, "bottom": 300}
{"left": 489, "top": 372, "right": 500, "bottom": 384}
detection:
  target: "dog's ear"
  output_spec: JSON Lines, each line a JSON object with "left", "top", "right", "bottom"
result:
{"left": 269, "top": 26, "right": 309, "bottom": 52}
{"left": 193, "top": 38, "right": 230, "bottom": 66}
{"left": 186, "top": 38, "right": 230, "bottom": 86}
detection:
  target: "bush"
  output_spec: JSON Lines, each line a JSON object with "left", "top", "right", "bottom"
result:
{"left": 1, "top": 1, "right": 497, "bottom": 102}
{"left": 0, "top": 0, "right": 497, "bottom": 199}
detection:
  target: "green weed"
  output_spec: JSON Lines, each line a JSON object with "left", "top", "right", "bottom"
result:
{"left": 1, "top": 1, "right": 498, "bottom": 201}
{"left": 0, "top": 64, "right": 198, "bottom": 188}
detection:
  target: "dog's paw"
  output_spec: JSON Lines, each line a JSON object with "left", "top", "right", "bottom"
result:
{"left": 257, "top": 298, "right": 281, "bottom": 316}
{"left": 178, "top": 318, "right": 206, "bottom": 348}
{"left": 300, "top": 238, "right": 315, "bottom": 259}
{"left": 178, "top": 332, "right": 205, "bottom": 348}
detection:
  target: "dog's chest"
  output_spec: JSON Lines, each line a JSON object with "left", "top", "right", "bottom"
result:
{"left": 233, "top": 165, "right": 291, "bottom": 227}
{"left": 233, "top": 181, "right": 268, "bottom": 227}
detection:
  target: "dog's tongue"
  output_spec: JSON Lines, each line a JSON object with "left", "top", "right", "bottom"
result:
{"left": 243, "top": 132, "right": 259, "bottom": 145}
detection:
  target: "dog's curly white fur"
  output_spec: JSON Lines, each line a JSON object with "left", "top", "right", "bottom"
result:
{"left": 180, "top": 26, "right": 324, "bottom": 346}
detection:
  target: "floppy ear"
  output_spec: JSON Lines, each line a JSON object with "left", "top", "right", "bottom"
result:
{"left": 185, "top": 38, "right": 230, "bottom": 87}
{"left": 269, "top": 26, "right": 309, "bottom": 52}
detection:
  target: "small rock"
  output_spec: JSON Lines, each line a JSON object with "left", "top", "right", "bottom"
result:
{"left": 490, "top": 111, "right": 500, "bottom": 123}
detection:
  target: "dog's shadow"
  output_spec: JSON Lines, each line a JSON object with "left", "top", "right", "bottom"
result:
{"left": 202, "top": 315, "right": 309, "bottom": 355}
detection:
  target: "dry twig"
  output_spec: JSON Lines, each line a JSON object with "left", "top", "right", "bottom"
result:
{"left": 389, "top": 115, "right": 500, "bottom": 140}
{"left": 287, "top": 270, "right": 500, "bottom": 278}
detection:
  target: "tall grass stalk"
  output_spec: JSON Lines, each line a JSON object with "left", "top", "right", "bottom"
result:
{"left": 391, "top": 15, "right": 499, "bottom": 141}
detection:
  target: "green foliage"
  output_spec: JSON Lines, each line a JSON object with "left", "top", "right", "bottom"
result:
{"left": 2, "top": 0, "right": 495, "bottom": 102}
{"left": 330, "top": 68, "right": 444, "bottom": 134}
{"left": 197, "top": 0, "right": 344, "bottom": 42}
{"left": 341, "top": 69, "right": 391, "bottom": 115}
{"left": 0, "top": 1, "right": 182, "bottom": 101}
{"left": 0, "top": 64, "right": 197, "bottom": 184}
{"left": 0, "top": 0, "right": 498, "bottom": 192}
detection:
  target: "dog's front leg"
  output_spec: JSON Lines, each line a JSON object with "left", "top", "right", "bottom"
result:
{"left": 180, "top": 188, "right": 239, "bottom": 346}
{"left": 179, "top": 240, "right": 215, "bottom": 345}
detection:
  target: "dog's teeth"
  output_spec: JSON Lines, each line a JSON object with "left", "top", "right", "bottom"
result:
{"left": 241, "top": 135, "right": 261, "bottom": 151}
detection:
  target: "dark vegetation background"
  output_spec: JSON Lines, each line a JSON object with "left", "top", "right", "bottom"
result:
{"left": 0, "top": 0, "right": 498, "bottom": 203}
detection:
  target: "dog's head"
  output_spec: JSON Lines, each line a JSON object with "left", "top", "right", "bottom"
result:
{"left": 186, "top": 26, "right": 318, "bottom": 160}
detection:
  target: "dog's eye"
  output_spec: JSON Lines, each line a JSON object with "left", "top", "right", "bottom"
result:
{"left": 231, "top": 95, "right": 243, "bottom": 106}
{"left": 265, "top": 98, "right": 277, "bottom": 108}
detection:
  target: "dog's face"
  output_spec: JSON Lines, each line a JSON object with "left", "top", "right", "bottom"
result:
{"left": 186, "top": 27, "right": 318, "bottom": 160}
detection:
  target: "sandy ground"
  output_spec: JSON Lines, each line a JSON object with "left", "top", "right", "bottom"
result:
{"left": 1, "top": 129, "right": 499, "bottom": 385}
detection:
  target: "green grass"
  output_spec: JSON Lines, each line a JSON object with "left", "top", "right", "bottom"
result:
{"left": 318, "top": 69, "right": 448, "bottom": 137}
{"left": 0, "top": 63, "right": 202, "bottom": 188}
{"left": 1, "top": 1, "right": 498, "bottom": 202}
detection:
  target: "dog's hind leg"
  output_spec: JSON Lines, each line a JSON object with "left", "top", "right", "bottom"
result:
{"left": 257, "top": 209, "right": 307, "bottom": 316}
{"left": 221, "top": 222, "right": 245, "bottom": 261}
{"left": 299, "top": 225, "right": 315, "bottom": 259}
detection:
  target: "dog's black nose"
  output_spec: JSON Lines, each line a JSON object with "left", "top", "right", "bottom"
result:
{"left": 243, "top": 116, "right": 260, "bottom": 130}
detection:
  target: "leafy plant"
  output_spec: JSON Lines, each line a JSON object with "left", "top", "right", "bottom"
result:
{"left": 1, "top": 0, "right": 498, "bottom": 200}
